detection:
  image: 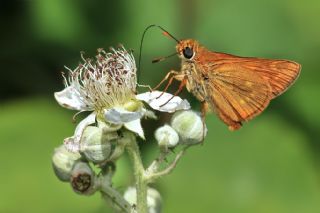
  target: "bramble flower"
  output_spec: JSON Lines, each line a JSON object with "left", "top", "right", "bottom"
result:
{"left": 54, "top": 46, "right": 190, "bottom": 152}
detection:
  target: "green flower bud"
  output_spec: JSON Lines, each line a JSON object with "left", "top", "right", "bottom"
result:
{"left": 124, "top": 187, "right": 162, "bottom": 213}
{"left": 80, "top": 126, "right": 118, "bottom": 163}
{"left": 52, "top": 145, "right": 82, "bottom": 182}
{"left": 70, "top": 162, "right": 96, "bottom": 195}
{"left": 155, "top": 125, "right": 179, "bottom": 149}
{"left": 171, "top": 110, "right": 207, "bottom": 144}
{"left": 147, "top": 187, "right": 162, "bottom": 213}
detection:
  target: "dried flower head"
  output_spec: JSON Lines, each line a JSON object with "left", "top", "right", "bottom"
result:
{"left": 56, "top": 47, "right": 137, "bottom": 112}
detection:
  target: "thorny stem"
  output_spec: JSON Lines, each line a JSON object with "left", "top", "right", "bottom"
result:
{"left": 125, "top": 134, "right": 148, "bottom": 213}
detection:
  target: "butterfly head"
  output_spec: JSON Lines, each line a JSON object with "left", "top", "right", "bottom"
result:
{"left": 176, "top": 39, "right": 199, "bottom": 61}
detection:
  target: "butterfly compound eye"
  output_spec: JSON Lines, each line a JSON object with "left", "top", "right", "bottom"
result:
{"left": 182, "top": 47, "right": 194, "bottom": 59}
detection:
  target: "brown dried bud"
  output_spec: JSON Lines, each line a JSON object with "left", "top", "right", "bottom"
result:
{"left": 70, "top": 162, "right": 96, "bottom": 195}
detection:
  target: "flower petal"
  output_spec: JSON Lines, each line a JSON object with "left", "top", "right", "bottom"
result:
{"left": 136, "top": 91, "right": 190, "bottom": 113}
{"left": 64, "top": 112, "right": 96, "bottom": 152}
{"left": 54, "top": 85, "right": 92, "bottom": 111}
{"left": 124, "top": 119, "right": 145, "bottom": 140}
{"left": 63, "top": 137, "right": 79, "bottom": 153}
{"left": 104, "top": 107, "right": 145, "bottom": 124}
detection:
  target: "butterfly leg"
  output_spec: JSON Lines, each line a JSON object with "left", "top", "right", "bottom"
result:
{"left": 137, "top": 83, "right": 153, "bottom": 92}
{"left": 156, "top": 75, "right": 176, "bottom": 99}
{"left": 156, "top": 71, "right": 183, "bottom": 99}
{"left": 159, "top": 75, "right": 187, "bottom": 107}
{"left": 153, "top": 70, "right": 179, "bottom": 91}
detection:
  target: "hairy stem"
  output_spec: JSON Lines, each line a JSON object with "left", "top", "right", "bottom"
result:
{"left": 146, "top": 151, "right": 168, "bottom": 175}
{"left": 146, "top": 148, "right": 187, "bottom": 183}
{"left": 126, "top": 134, "right": 148, "bottom": 213}
{"left": 99, "top": 176, "right": 131, "bottom": 213}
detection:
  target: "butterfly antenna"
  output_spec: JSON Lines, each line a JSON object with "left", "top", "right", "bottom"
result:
{"left": 152, "top": 52, "right": 177, "bottom": 63}
{"left": 137, "top": 24, "right": 180, "bottom": 82}
{"left": 156, "top": 25, "right": 180, "bottom": 43}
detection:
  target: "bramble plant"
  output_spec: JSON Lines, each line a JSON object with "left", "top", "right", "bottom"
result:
{"left": 52, "top": 46, "right": 207, "bottom": 213}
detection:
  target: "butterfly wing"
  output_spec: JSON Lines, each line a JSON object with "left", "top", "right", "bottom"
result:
{"left": 202, "top": 62, "right": 273, "bottom": 130}
{"left": 194, "top": 50, "right": 300, "bottom": 130}
{"left": 240, "top": 59, "right": 300, "bottom": 98}
{"left": 204, "top": 52, "right": 301, "bottom": 98}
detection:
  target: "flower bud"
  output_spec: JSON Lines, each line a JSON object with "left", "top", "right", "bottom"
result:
{"left": 171, "top": 110, "right": 207, "bottom": 144}
{"left": 147, "top": 187, "right": 162, "bottom": 213}
{"left": 155, "top": 125, "right": 179, "bottom": 149}
{"left": 52, "top": 145, "right": 82, "bottom": 182}
{"left": 70, "top": 162, "right": 96, "bottom": 195}
{"left": 124, "top": 187, "right": 162, "bottom": 213}
{"left": 80, "top": 126, "right": 118, "bottom": 163}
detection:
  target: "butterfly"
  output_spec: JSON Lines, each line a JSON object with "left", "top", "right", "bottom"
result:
{"left": 148, "top": 26, "right": 301, "bottom": 130}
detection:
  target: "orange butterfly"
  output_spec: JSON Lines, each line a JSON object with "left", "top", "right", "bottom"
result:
{"left": 143, "top": 25, "right": 301, "bottom": 130}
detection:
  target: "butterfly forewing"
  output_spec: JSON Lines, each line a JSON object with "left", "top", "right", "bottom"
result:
{"left": 238, "top": 59, "right": 301, "bottom": 98}
{"left": 204, "top": 52, "right": 301, "bottom": 98}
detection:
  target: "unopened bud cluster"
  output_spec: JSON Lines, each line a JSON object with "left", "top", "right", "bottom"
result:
{"left": 52, "top": 122, "right": 131, "bottom": 195}
{"left": 155, "top": 110, "right": 207, "bottom": 150}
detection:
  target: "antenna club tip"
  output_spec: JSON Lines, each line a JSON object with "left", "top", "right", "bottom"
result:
{"left": 152, "top": 58, "right": 162, "bottom": 63}
{"left": 162, "top": 31, "right": 170, "bottom": 37}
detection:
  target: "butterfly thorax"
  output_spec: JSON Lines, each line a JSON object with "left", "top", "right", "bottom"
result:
{"left": 180, "top": 60, "right": 207, "bottom": 102}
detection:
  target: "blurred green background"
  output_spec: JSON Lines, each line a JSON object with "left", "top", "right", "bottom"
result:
{"left": 1, "top": 0, "right": 320, "bottom": 212}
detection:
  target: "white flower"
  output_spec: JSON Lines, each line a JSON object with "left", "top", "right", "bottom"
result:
{"left": 55, "top": 46, "right": 190, "bottom": 152}
{"left": 55, "top": 47, "right": 137, "bottom": 111}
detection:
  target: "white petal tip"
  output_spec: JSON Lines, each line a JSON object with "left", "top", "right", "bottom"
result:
{"left": 104, "top": 107, "right": 145, "bottom": 124}
{"left": 66, "top": 113, "right": 96, "bottom": 152}
{"left": 136, "top": 91, "right": 190, "bottom": 113}
{"left": 124, "top": 119, "right": 145, "bottom": 140}
{"left": 54, "top": 86, "right": 91, "bottom": 111}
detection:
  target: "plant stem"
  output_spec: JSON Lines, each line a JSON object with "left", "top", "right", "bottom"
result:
{"left": 146, "top": 148, "right": 186, "bottom": 183}
{"left": 126, "top": 134, "right": 148, "bottom": 213}
{"left": 99, "top": 177, "right": 131, "bottom": 213}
